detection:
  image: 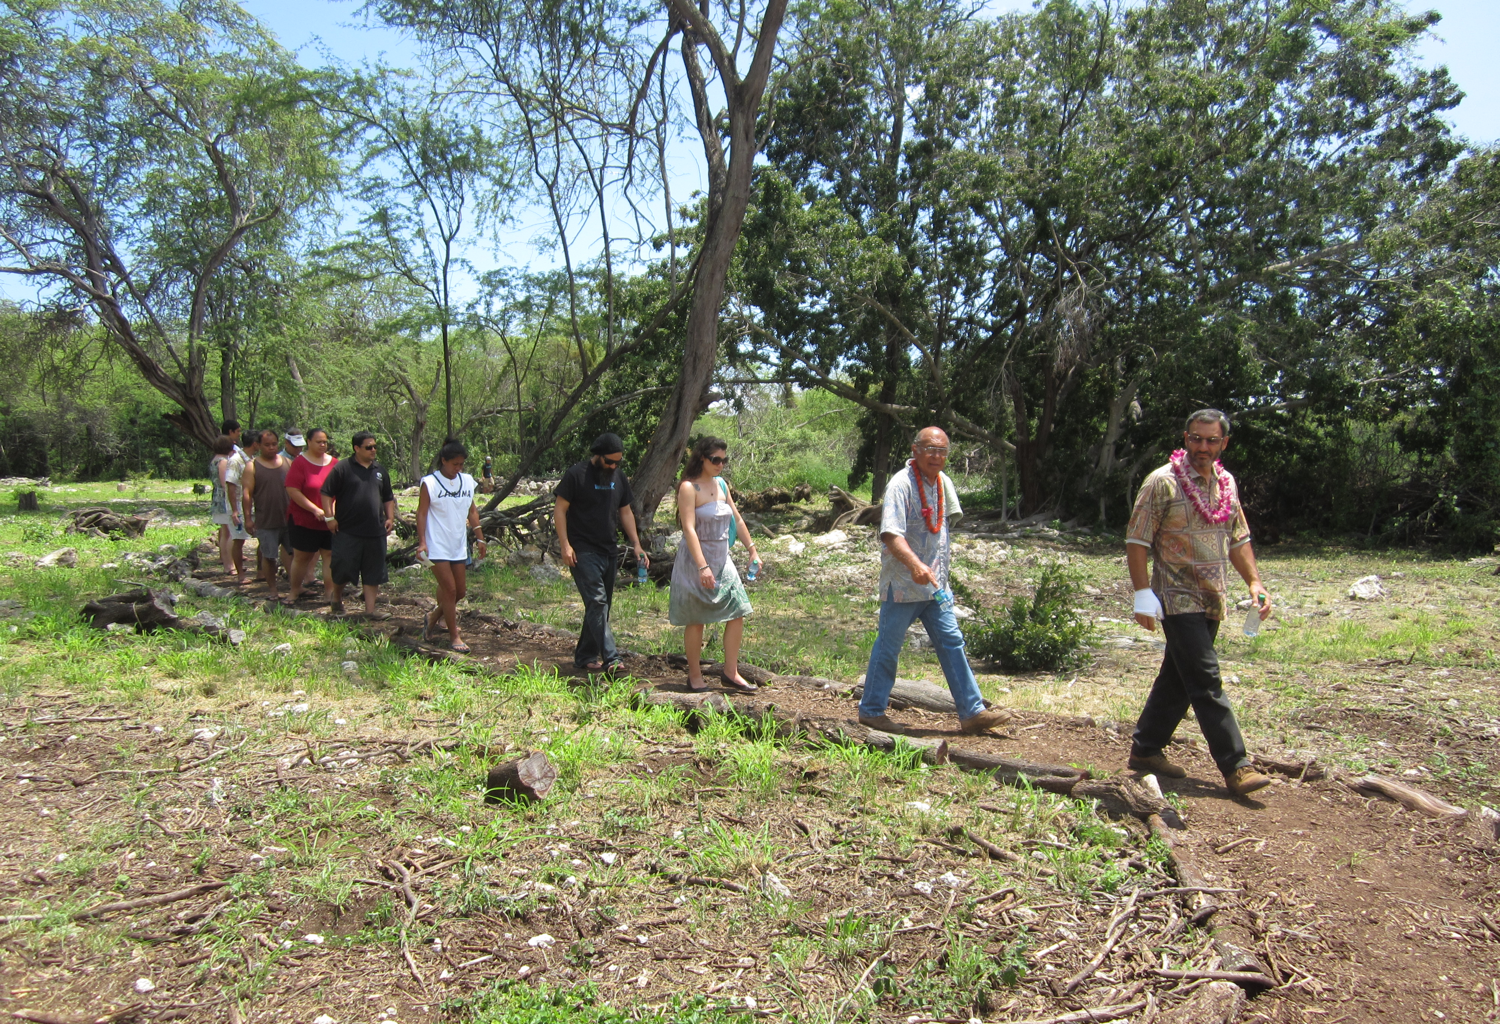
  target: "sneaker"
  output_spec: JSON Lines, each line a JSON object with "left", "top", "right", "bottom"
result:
{"left": 1128, "top": 752, "right": 1188, "bottom": 779}
{"left": 959, "top": 708, "right": 1014, "bottom": 735}
{"left": 857, "top": 714, "right": 903, "bottom": 733}
{"left": 1225, "top": 765, "right": 1273, "bottom": 797}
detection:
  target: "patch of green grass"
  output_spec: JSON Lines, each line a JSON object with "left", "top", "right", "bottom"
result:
{"left": 451, "top": 983, "right": 744, "bottom": 1024}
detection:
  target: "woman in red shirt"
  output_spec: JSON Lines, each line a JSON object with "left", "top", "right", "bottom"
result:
{"left": 283, "top": 428, "right": 338, "bottom": 605}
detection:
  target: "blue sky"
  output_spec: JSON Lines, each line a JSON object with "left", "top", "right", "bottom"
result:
{"left": 3, "top": 0, "right": 1494, "bottom": 306}
{"left": 242, "top": 0, "right": 1500, "bottom": 143}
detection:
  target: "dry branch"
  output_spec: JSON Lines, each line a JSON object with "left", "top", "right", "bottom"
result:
{"left": 1152, "top": 968, "right": 1276, "bottom": 988}
{"left": 1343, "top": 774, "right": 1468, "bottom": 817}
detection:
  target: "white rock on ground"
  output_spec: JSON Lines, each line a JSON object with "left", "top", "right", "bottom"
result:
{"left": 35, "top": 547, "right": 78, "bottom": 568}
{"left": 1347, "top": 575, "right": 1386, "bottom": 600}
{"left": 811, "top": 530, "right": 849, "bottom": 546}
{"left": 761, "top": 872, "right": 792, "bottom": 897}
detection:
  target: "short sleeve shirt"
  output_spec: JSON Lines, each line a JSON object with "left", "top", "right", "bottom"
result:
{"left": 284, "top": 454, "right": 337, "bottom": 530}
{"left": 225, "top": 449, "right": 252, "bottom": 488}
{"left": 321, "top": 459, "right": 395, "bottom": 537}
{"left": 878, "top": 465, "right": 963, "bottom": 603}
{"left": 1126, "top": 462, "right": 1252, "bottom": 620}
{"left": 555, "top": 460, "right": 635, "bottom": 554}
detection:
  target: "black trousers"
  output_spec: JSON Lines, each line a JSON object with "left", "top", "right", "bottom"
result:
{"left": 1131, "top": 613, "right": 1249, "bottom": 777}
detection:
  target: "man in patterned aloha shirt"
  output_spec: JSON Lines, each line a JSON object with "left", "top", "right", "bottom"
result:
{"left": 1126, "top": 409, "right": 1274, "bottom": 798}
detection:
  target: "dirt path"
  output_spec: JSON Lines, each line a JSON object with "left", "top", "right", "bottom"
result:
{"left": 741, "top": 684, "right": 1500, "bottom": 1023}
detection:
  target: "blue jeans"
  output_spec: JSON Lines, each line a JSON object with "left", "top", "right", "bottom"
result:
{"left": 860, "top": 598, "right": 986, "bottom": 720}
{"left": 569, "top": 547, "right": 619, "bottom": 668}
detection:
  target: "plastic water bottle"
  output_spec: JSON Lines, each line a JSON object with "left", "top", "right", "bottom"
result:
{"left": 931, "top": 587, "right": 952, "bottom": 607}
{"left": 1243, "top": 594, "right": 1266, "bottom": 637}
{"left": 637, "top": 563, "right": 648, "bottom": 585}
{"left": 746, "top": 558, "right": 759, "bottom": 582}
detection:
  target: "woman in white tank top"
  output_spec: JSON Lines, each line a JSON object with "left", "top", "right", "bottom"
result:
{"left": 416, "top": 440, "right": 487, "bottom": 652}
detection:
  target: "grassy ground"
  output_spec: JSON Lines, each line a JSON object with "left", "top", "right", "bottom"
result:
{"left": 0, "top": 478, "right": 1497, "bottom": 1022}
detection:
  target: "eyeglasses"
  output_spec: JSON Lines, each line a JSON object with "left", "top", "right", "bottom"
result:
{"left": 708, "top": 455, "right": 730, "bottom": 466}
{"left": 1185, "top": 434, "right": 1227, "bottom": 446}
{"left": 600, "top": 456, "right": 622, "bottom": 467}
{"left": 359, "top": 443, "right": 377, "bottom": 451}
{"left": 915, "top": 446, "right": 949, "bottom": 457}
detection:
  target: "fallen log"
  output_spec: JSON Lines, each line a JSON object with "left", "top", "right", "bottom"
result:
{"left": 1072, "top": 777, "right": 1184, "bottom": 827}
{"left": 484, "top": 751, "right": 557, "bottom": 804}
{"left": 765, "top": 674, "right": 845, "bottom": 691}
{"left": 941, "top": 746, "right": 1090, "bottom": 795}
{"left": 1344, "top": 774, "right": 1468, "bottom": 818}
{"left": 1147, "top": 813, "right": 1220, "bottom": 925}
{"left": 852, "top": 678, "right": 959, "bottom": 714}
{"left": 631, "top": 688, "right": 732, "bottom": 731}
{"left": 1156, "top": 980, "right": 1249, "bottom": 1023}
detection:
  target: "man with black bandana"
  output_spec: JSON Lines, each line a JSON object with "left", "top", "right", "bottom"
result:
{"left": 554, "top": 433, "right": 648, "bottom": 672}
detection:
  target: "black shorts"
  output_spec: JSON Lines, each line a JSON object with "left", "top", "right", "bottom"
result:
{"left": 331, "top": 531, "right": 389, "bottom": 587}
{"left": 288, "top": 521, "right": 332, "bottom": 553}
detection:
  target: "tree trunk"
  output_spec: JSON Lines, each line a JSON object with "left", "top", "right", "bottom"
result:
{"left": 407, "top": 407, "right": 427, "bottom": 488}
{"left": 629, "top": 0, "right": 789, "bottom": 529}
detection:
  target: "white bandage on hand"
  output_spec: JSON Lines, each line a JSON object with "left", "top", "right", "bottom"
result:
{"left": 1133, "top": 588, "right": 1164, "bottom": 619}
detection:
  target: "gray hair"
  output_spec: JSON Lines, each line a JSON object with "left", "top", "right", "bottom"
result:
{"left": 1184, "top": 408, "right": 1231, "bottom": 435}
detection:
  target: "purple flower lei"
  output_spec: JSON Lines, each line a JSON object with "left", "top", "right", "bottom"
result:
{"left": 1169, "top": 449, "right": 1234, "bottom": 524}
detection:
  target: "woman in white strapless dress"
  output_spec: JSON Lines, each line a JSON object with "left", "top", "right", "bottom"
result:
{"left": 670, "top": 437, "right": 759, "bottom": 691}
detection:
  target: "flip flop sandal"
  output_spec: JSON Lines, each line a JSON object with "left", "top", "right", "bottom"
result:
{"left": 583, "top": 661, "right": 605, "bottom": 672}
{"left": 423, "top": 609, "right": 441, "bottom": 643}
{"left": 451, "top": 641, "right": 471, "bottom": 654}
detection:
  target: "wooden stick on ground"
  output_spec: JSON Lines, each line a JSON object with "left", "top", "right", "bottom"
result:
{"left": 1060, "top": 887, "right": 1140, "bottom": 994}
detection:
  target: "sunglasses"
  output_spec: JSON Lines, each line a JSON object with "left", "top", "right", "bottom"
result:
{"left": 359, "top": 443, "right": 377, "bottom": 451}
{"left": 600, "top": 456, "right": 622, "bottom": 467}
{"left": 708, "top": 455, "right": 729, "bottom": 466}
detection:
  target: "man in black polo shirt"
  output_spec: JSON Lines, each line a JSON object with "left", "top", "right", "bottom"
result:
{"left": 555, "top": 432, "right": 649, "bottom": 672}
{"left": 322, "top": 431, "right": 396, "bottom": 619}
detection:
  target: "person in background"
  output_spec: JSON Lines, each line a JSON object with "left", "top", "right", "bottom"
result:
{"left": 223, "top": 419, "right": 242, "bottom": 453}
{"left": 283, "top": 428, "right": 337, "bottom": 605}
{"left": 223, "top": 430, "right": 260, "bottom": 581}
{"left": 321, "top": 431, "right": 396, "bottom": 619}
{"left": 1125, "top": 409, "right": 1273, "bottom": 799}
{"left": 669, "top": 437, "right": 758, "bottom": 692}
{"left": 208, "top": 435, "right": 239, "bottom": 576}
{"left": 858, "top": 426, "right": 1012, "bottom": 736}
{"left": 480, "top": 454, "right": 495, "bottom": 494}
{"left": 416, "top": 439, "right": 487, "bottom": 651}
{"left": 240, "top": 429, "right": 289, "bottom": 599}
{"left": 554, "top": 432, "right": 648, "bottom": 673}
{"left": 279, "top": 429, "right": 308, "bottom": 582}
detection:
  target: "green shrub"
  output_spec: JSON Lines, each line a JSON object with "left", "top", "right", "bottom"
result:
{"left": 961, "top": 563, "right": 1095, "bottom": 671}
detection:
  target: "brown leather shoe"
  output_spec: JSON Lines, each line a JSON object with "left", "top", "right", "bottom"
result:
{"left": 1225, "top": 765, "right": 1273, "bottom": 797}
{"left": 858, "top": 714, "right": 903, "bottom": 733}
{"left": 959, "top": 708, "right": 1013, "bottom": 735}
{"left": 1128, "top": 752, "right": 1188, "bottom": 779}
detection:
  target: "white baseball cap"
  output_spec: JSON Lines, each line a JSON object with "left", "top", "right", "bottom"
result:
{"left": 285, "top": 432, "right": 306, "bottom": 446}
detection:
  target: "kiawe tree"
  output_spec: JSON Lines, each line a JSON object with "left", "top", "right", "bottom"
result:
{"left": 371, "top": 0, "right": 789, "bottom": 524}
{"left": 0, "top": 0, "right": 335, "bottom": 448}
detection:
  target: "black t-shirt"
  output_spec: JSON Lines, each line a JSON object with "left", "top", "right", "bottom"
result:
{"left": 321, "top": 459, "right": 395, "bottom": 537}
{"left": 555, "top": 459, "right": 634, "bottom": 553}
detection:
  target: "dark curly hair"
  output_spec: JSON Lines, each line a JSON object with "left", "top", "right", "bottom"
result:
{"left": 681, "top": 436, "right": 728, "bottom": 483}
